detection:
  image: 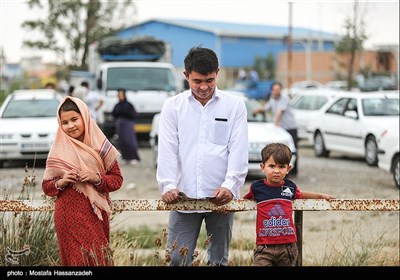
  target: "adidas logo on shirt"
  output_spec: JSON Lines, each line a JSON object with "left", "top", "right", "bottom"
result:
{"left": 281, "top": 186, "right": 294, "bottom": 197}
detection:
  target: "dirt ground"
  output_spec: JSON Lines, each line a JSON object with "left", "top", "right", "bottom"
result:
{"left": 110, "top": 141, "right": 399, "bottom": 266}
{"left": 1, "top": 140, "right": 399, "bottom": 265}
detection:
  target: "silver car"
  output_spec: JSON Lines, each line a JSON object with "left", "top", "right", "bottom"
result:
{"left": 0, "top": 89, "right": 63, "bottom": 167}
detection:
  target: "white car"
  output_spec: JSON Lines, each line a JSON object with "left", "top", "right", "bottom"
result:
{"left": 282, "top": 80, "right": 324, "bottom": 98}
{"left": 0, "top": 89, "right": 63, "bottom": 167}
{"left": 307, "top": 90, "right": 399, "bottom": 166}
{"left": 324, "top": 80, "right": 348, "bottom": 91}
{"left": 290, "top": 88, "right": 340, "bottom": 140}
{"left": 378, "top": 124, "right": 399, "bottom": 188}
{"left": 149, "top": 92, "right": 297, "bottom": 176}
{"left": 324, "top": 80, "right": 360, "bottom": 92}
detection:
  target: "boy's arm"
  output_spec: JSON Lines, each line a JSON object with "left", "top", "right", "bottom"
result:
{"left": 301, "top": 191, "right": 334, "bottom": 200}
{"left": 243, "top": 184, "right": 254, "bottom": 200}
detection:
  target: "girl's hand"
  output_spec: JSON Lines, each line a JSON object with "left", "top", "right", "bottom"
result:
{"left": 59, "top": 170, "right": 79, "bottom": 188}
{"left": 79, "top": 170, "right": 100, "bottom": 184}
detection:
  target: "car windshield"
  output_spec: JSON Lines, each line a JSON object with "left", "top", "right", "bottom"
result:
{"left": 362, "top": 98, "right": 399, "bottom": 116}
{"left": 1, "top": 99, "right": 59, "bottom": 118}
{"left": 106, "top": 67, "right": 176, "bottom": 91}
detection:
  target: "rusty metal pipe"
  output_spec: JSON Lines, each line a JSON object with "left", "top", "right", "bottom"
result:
{"left": 1, "top": 199, "right": 399, "bottom": 212}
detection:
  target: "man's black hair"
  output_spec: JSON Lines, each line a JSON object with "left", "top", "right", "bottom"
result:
{"left": 270, "top": 81, "right": 283, "bottom": 90}
{"left": 184, "top": 46, "right": 219, "bottom": 75}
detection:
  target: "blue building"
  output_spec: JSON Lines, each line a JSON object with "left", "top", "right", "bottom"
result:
{"left": 116, "top": 18, "right": 339, "bottom": 69}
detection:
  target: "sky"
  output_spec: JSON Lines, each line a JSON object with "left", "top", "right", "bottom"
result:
{"left": 0, "top": 0, "right": 399, "bottom": 64}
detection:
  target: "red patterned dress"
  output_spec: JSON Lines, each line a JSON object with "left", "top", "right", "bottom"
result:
{"left": 42, "top": 161, "right": 123, "bottom": 266}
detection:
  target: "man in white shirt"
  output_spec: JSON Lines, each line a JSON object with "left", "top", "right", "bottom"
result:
{"left": 156, "top": 47, "right": 248, "bottom": 266}
{"left": 252, "top": 82, "right": 299, "bottom": 176}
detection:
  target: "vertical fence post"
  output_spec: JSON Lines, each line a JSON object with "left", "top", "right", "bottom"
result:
{"left": 294, "top": 210, "right": 303, "bottom": 266}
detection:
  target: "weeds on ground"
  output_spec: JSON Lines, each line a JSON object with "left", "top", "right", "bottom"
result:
{"left": 110, "top": 225, "right": 214, "bottom": 266}
{"left": 305, "top": 222, "right": 400, "bottom": 266}
{"left": 0, "top": 163, "right": 59, "bottom": 266}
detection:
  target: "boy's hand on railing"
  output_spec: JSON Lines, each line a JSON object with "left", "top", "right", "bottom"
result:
{"left": 320, "top": 194, "right": 335, "bottom": 200}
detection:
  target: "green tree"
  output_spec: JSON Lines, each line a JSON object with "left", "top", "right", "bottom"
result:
{"left": 335, "top": 1, "right": 367, "bottom": 91}
{"left": 253, "top": 52, "right": 275, "bottom": 80}
{"left": 265, "top": 52, "right": 276, "bottom": 80}
{"left": 21, "top": 0, "right": 135, "bottom": 69}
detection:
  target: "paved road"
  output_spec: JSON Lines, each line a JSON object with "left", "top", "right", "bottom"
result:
{"left": 1, "top": 139, "right": 397, "bottom": 200}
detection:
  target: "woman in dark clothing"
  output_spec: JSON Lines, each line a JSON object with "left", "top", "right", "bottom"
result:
{"left": 112, "top": 88, "right": 140, "bottom": 164}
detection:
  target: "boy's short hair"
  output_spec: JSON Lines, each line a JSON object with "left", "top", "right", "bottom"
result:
{"left": 184, "top": 46, "right": 219, "bottom": 75}
{"left": 261, "top": 143, "right": 292, "bottom": 165}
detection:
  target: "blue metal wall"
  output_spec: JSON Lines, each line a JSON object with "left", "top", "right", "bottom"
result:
{"left": 117, "top": 20, "right": 336, "bottom": 69}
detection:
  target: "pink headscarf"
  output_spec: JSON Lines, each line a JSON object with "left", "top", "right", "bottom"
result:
{"left": 43, "top": 96, "right": 120, "bottom": 220}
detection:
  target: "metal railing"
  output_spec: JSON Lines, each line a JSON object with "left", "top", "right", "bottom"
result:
{"left": 1, "top": 198, "right": 399, "bottom": 266}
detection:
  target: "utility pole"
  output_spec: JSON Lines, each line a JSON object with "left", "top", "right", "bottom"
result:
{"left": 287, "top": 2, "right": 293, "bottom": 91}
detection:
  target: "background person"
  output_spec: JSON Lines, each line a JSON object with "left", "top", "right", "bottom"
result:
{"left": 67, "top": 85, "right": 75, "bottom": 96}
{"left": 44, "top": 82, "right": 56, "bottom": 89}
{"left": 42, "top": 96, "right": 123, "bottom": 266}
{"left": 253, "top": 81, "right": 299, "bottom": 176}
{"left": 81, "top": 81, "right": 104, "bottom": 126}
{"left": 112, "top": 88, "right": 140, "bottom": 165}
{"left": 156, "top": 46, "right": 248, "bottom": 266}
{"left": 244, "top": 143, "right": 333, "bottom": 266}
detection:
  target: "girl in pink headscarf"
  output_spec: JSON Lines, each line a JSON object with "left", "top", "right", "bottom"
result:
{"left": 42, "top": 96, "right": 123, "bottom": 266}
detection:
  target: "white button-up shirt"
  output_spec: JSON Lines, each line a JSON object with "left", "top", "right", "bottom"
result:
{"left": 156, "top": 88, "right": 248, "bottom": 200}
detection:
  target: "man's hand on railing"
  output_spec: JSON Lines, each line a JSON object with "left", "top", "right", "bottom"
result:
{"left": 161, "top": 189, "right": 180, "bottom": 204}
{"left": 210, "top": 187, "right": 233, "bottom": 206}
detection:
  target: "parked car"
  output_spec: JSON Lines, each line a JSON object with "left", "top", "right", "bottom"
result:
{"left": 359, "top": 76, "right": 398, "bottom": 92}
{"left": 378, "top": 124, "right": 399, "bottom": 188}
{"left": 0, "top": 89, "right": 63, "bottom": 167}
{"left": 290, "top": 88, "right": 341, "bottom": 140}
{"left": 282, "top": 80, "right": 324, "bottom": 98}
{"left": 306, "top": 90, "right": 399, "bottom": 166}
{"left": 324, "top": 80, "right": 360, "bottom": 92}
{"left": 149, "top": 91, "right": 297, "bottom": 176}
{"left": 324, "top": 80, "right": 348, "bottom": 91}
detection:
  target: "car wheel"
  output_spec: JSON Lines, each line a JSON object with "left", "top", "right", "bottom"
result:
{"left": 393, "top": 155, "right": 400, "bottom": 189}
{"left": 314, "top": 131, "right": 329, "bottom": 157}
{"left": 365, "top": 135, "right": 378, "bottom": 166}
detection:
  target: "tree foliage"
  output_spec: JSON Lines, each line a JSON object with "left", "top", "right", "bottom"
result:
{"left": 253, "top": 52, "right": 276, "bottom": 80}
{"left": 21, "top": 0, "right": 136, "bottom": 68}
{"left": 335, "top": 1, "right": 367, "bottom": 90}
